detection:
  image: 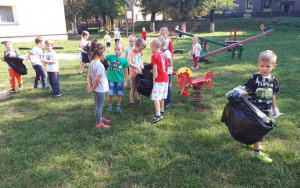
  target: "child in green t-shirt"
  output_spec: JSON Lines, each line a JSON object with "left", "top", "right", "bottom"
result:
{"left": 106, "top": 42, "right": 129, "bottom": 112}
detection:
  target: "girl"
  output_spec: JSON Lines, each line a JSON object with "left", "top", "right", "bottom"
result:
{"left": 188, "top": 36, "right": 202, "bottom": 70}
{"left": 86, "top": 39, "right": 110, "bottom": 128}
{"left": 159, "top": 27, "right": 174, "bottom": 59}
{"left": 127, "top": 37, "right": 146, "bottom": 107}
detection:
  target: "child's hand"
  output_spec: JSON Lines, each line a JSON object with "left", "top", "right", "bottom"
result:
{"left": 86, "top": 86, "right": 93, "bottom": 93}
{"left": 123, "top": 82, "right": 127, "bottom": 88}
{"left": 1, "top": 57, "right": 4, "bottom": 61}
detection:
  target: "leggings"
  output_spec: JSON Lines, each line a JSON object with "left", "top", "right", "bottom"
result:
{"left": 8, "top": 69, "right": 22, "bottom": 89}
{"left": 193, "top": 55, "right": 199, "bottom": 68}
{"left": 94, "top": 92, "right": 105, "bottom": 124}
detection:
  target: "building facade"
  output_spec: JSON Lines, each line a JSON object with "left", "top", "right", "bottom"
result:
{"left": 0, "top": 0, "right": 67, "bottom": 43}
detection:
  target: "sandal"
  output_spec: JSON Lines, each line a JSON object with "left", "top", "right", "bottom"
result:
{"left": 102, "top": 117, "right": 111, "bottom": 122}
{"left": 137, "top": 100, "right": 142, "bottom": 105}
{"left": 130, "top": 103, "right": 135, "bottom": 107}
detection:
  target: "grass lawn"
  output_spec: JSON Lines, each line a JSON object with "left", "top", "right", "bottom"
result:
{"left": 0, "top": 29, "right": 299, "bottom": 187}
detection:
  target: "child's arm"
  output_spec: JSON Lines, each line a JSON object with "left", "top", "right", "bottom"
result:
{"left": 152, "top": 64, "right": 157, "bottom": 84}
{"left": 272, "top": 95, "right": 277, "bottom": 110}
{"left": 123, "top": 67, "right": 128, "bottom": 87}
{"left": 86, "top": 72, "right": 94, "bottom": 93}
{"left": 28, "top": 52, "right": 35, "bottom": 66}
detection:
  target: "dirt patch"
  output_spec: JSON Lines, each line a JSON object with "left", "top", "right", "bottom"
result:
{"left": 194, "top": 107, "right": 211, "bottom": 113}
{"left": 218, "top": 71, "right": 243, "bottom": 76}
{"left": 174, "top": 99, "right": 188, "bottom": 105}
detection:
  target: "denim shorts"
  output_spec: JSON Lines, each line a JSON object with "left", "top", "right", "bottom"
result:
{"left": 107, "top": 81, "right": 124, "bottom": 96}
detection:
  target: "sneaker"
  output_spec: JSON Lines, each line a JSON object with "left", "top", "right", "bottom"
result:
{"left": 102, "top": 117, "right": 111, "bottom": 122}
{"left": 95, "top": 122, "right": 111, "bottom": 129}
{"left": 107, "top": 105, "right": 112, "bottom": 111}
{"left": 152, "top": 115, "right": 163, "bottom": 124}
{"left": 253, "top": 152, "right": 273, "bottom": 163}
{"left": 19, "top": 85, "right": 23, "bottom": 89}
{"left": 53, "top": 92, "right": 62, "bottom": 98}
{"left": 42, "top": 85, "right": 51, "bottom": 89}
{"left": 78, "top": 72, "right": 82, "bottom": 75}
{"left": 160, "top": 112, "right": 164, "bottom": 116}
{"left": 117, "top": 108, "right": 121, "bottom": 112}
{"left": 130, "top": 103, "right": 135, "bottom": 107}
{"left": 33, "top": 85, "right": 42, "bottom": 89}
{"left": 165, "top": 103, "right": 172, "bottom": 108}
{"left": 10, "top": 89, "right": 16, "bottom": 94}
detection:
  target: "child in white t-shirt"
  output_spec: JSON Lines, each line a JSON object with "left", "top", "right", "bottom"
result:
{"left": 42, "top": 40, "right": 61, "bottom": 98}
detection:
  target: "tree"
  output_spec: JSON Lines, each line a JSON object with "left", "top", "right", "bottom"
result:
{"left": 202, "top": 0, "right": 238, "bottom": 33}
{"left": 107, "top": 0, "right": 127, "bottom": 31}
{"left": 132, "top": 0, "right": 162, "bottom": 32}
{"left": 64, "top": 0, "right": 86, "bottom": 35}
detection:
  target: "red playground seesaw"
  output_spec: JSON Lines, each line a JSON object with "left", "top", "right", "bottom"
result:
{"left": 172, "top": 67, "right": 214, "bottom": 106}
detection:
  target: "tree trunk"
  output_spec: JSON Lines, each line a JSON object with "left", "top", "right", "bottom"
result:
{"left": 102, "top": 13, "right": 108, "bottom": 31}
{"left": 209, "top": 9, "right": 215, "bottom": 33}
{"left": 150, "top": 12, "right": 156, "bottom": 32}
{"left": 110, "top": 16, "right": 115, "bottom": 31}
{"left": 71, "top": 12, "right": 78, "bottom": 35}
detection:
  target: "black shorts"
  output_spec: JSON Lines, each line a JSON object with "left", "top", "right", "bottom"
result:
{"left": 106, "top": 42, "right": 111, "bottom": 47}
{"left": 115, "top": 39, "right": 120, "bottom": 43}
{"left": 143, "top": 37, "right": 146, "bottom": 41}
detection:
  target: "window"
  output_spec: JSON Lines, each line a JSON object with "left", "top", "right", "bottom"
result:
{"left": 0, "top": 6, "right": 15, "bottom": 23}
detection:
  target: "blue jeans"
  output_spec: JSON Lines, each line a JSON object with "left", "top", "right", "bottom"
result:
{"left": 33, "top": 64, "right": 47, "bottom": 86}
{"left": 48, "top": 72, "right": 60, "bottom": 93}
{"left": 107, "top": 81, "right": 124, "bottom": 96}
{"left": 165, "top": 74, "right": 172, "bottom": 105}
{"left": 94, "top": 92, "right": 105, "bottom": 124}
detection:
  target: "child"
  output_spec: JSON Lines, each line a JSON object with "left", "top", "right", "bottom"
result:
{"left": 86, "top": 39, "right": 110, "bottom": 128}
{"left": 103, "top": 31, "right": 111, "bottom": 52}
{"left": 127, "top": 37, "right": 146, "bottom": 107}
{"left": 158, "top": 37, "right": 173, "bottom": 107}
{"left": 159, "top": 27, "right": 174, "bottom": 59}
{"left": 28, "top": 37, "right": 50, "bottom": 89}
{"left": 141, "top": 27, "right": 147, "bottom": 41}
{"left": 106, "top": 42, "right": 129, "bottom": 112}
{"left": 181, "top": 23, "right": 186, "bottom": 39}
{"left": 113, "top": 27, "right": 121, "bottom": 43}
{"left": 188, "top": 36, "right": 202, "bottom": 70}
{"left": 2, "top": 41, "right": 23, "bottom": 93}
{"left": 150, "top": 39, "right": 169, "bottom": 124}
{"left": 42, "top": 40, "right": 61, "bottom": 98}
{"left": 231, "top": 50, "right": 279, "bottom": 163}
{"left": 78, "top": 30, "right": 89, "bottom": 75}
{"left": 125, "top": 35, "right": 136, "bottom": 59}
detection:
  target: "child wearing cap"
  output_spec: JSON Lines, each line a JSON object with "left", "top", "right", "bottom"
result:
{"left": 2, "top": 41, "right": 23, "bottom": 93}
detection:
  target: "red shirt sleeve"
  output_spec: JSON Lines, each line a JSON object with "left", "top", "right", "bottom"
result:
{"left": 151, "top": 54, "right": 157, "bottom": 66}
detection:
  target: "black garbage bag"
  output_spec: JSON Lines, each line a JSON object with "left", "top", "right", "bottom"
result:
{"left": 221, "top": 92, "right": 273, "bottom": 145}
{"left": 4, "top": 56, "right": 28, "bottom": 75}
{"left": 137, "top": 64, "right": 153, "bottom": 97}
{"left": 101, "top": 58, "right": 109, "bottom": 70}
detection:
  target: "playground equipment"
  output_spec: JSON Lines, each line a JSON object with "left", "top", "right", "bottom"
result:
{"left": 226, "top": 29, "right": 245, "bottom": 44}
{"left": 175, "top": 29, "right": 274, "bottom": 62}
{"left": 172, "top": 67, "right": 214, "bottom": 106}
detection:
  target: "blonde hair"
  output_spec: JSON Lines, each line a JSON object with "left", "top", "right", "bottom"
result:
{"left": 159, "top": 27, "right": 169, "bottom": 36}
{"left": 258, "top": 50, "right": 277, "bottom": 64}
{"left": 45, "top": 40, "right": 54, "bottom": 47}
{"left": 150, "top": 39, "right": 162, "bottom": 49}
{"left": 192, "top": 36, "right": 199, "bottom": 42}
{"left": 157, "top": 37, "right": 166, "bottom": 50}
{"left": 90, "top": 39, "right": 106, "bottom": 60}
{"left": 128, "top": 35, "right": 136, "bottom": 41}
{"left": 135, "top": 37, "right": 146, "bottom": 48}
{"left": 105, "top": 31, "right": 109, "bottom": 35}
{"left": 115, "top": 41, "right": 124, "bottom": 51}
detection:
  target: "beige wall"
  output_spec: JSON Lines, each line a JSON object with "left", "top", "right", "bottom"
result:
{"left": 0, "top": 0, "right": 67, "bottom": 42}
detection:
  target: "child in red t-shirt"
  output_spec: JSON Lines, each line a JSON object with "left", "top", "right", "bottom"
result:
{"left": 150, "top": 39, "right": 169, "bottom": 124}
{"left": 141, "top": 27, "right": 147, "bottom": 41}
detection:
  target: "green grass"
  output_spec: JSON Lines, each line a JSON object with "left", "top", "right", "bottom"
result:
{"left": 0, "top": 29, "right": 299, "bottom": 187}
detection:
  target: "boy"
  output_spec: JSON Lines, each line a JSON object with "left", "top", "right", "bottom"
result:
{"left": 232, "top": 50, "right": 279, "bottom": 163}
{"left": 28, "top": 37, "right": 50, "bottom": 89}
{"left": 2, "top": 41, "right": 23, "bottom": 93}
{"left": 150, "top": 39, "right": 169, "bottom": 123}
{"left": 103, "top": 31, "right": 111, "bottom": 52}
{"left": 42, "top": 40, "right": 61, "bottom": 98}
{"left": 78, "top": 30, "right": 89, "bottom": 74}
{"left": 106, "top": 42, "right": 129, "bottom": 112}
{"left": 141, "top": 27, "right": 147, "bottom": 41}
